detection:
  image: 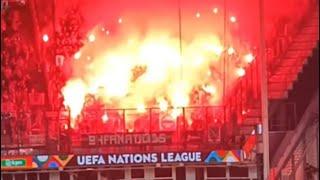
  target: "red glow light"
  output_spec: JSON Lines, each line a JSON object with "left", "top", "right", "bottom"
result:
{"left": 244, "top": 53, "right": 254, "bottom": 63}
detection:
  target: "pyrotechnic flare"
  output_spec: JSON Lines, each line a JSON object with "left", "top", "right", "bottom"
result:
{"left": 61, "top": 24, "right": 250, "bottom": 128}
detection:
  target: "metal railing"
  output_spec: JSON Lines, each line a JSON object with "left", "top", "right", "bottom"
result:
{"left": 67, "top": 106, "right": 226, "bottom": 153}
{"left": 272, "top": 91, "right": 318, "bottom": 179}
{"left": 1, "top": 105, "right": 261, "bottom": 155}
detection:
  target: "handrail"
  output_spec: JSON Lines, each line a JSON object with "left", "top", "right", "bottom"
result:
{"left": 289, "top": 120, "right": 319, "bottom": 179}
{"left": 0, "top": 103, "right": 260, "bottom": 156}
{"left": 272, "top": 90, "right": 319, "bottom": 179}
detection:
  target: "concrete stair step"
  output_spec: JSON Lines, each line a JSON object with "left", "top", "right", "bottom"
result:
{"left": 273, "top": 66, "right": 302, "bottom": 75}
{"left": 268, "top": 75, "right": 298, "bottom": 84}
{"left": 278, "top": 59, "right": 306, "bottom": 67}
{"left": 306, "top": 15, "right": 318, "bottom": 20}
{"left": 245, "top": 108, "right": 261, "bottom": 117}
{"left": 304, "top": 22, "right": 319, "bottom": 27}
{"left": 305, "top": 15, "right": 318, "bottom": 22}
{"left": 304, "top": 17, "right": 319, "bottom": 27}
{"left": 293, "top": 37, "right": 318, "bottom": 43}
{"left": 284, "top": 55, "right": 309, "bottom": 60}
{"left": 271, "top": 66, "right": 301, "bottom": 76}
{"left": 291, "top": 35, "right": 317, "bottom": 43}
{"left": 289, "top": 41, "right": 317, "bottom": 50}
{"left": 239, "top": 126, "right": 256, "bottom": 135}
{"left": 268, "top": 91, "right": 288, "bottom": 99}
{"left": 286, "top": 49, "right": 312, "bottom": 57}
{"left": 300, "top": 29, "right": 317, "bottom": 36}
{"left": 242, "top": 117, "right": 260, "bottom": 126}
{"left": 268, "top": 82, "right": 292, "bottom": 92}
{"left": 300, "top": 33, "right": 318, "bottom": 38}
{"left": 279, "top": 54, "right": 311, "bottom": 66}
{"left": 302, "top": 28, "right": 318, "bottom": 35}
{"left": 294, "top": 34, "right": 318, "bottom": 42}
{"left": 300, "top": 27, "right": 318, "bottom": 34}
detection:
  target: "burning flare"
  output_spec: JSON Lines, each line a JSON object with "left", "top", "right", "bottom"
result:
{"left": 61, "top": 26, "right": 252, "bottom": 128}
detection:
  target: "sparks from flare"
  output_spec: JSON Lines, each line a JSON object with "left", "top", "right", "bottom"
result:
{"left": 74, "top": 51, "right": 81, "bottom": 60}
{"left": 212, "top": 8, "right": 218, "bottom": 14}
{"left": 118, "top": 18, "right": 123, "bottom": 24}
{"left": 230, "top": 16, "right": 237, "bottom": 23}
{"left": 42, "top": 34, "right": 49, "bottom": 42}
{"left": 102, "top": 113, "right": 109, "bottom": 123}
{"left": 158, "top": 97, "right": 169, "bottom": 112}
{"left": 137, "top": 103, "right": 146, "bottom": 113}
{"left": 196, "top": 12, "right": 201, "bottom": 18}
{"left": 236, "top": 67, "right": 246, "bottom": 77}
{"left": 244, "top": 53, "right": 254, "bottom": 63}
{"left": 227, "top": 47, "right": 235, "bottom": 55}
{"left": 88, "top": 34, "right": 96, "bottom": 42}
{"left": 202, "top": 84, "right": 216, "bottom": 95}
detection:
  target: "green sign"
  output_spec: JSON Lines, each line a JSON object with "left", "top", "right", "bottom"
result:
{"left": 1, "top": 159, "right": 26, "bottom": 167}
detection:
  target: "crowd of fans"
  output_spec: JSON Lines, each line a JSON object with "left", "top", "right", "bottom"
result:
{"left": 1, "top": 7, "right": 47, "bottom": 145}
{"left": 1, "top": 5, "right": 86, "bottom": 151}
{"left": 45, "top": 7, "right": 83, "bottom": 110}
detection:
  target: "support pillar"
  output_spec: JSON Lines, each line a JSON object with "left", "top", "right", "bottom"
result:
{"left": 69, "top": 173, "right": 74, "bottom": 180}
{"left": 258, "top": 0, "right": 270, "bottom": 179}
{"left": 204, "top": 167, "right": 208, "bottom": 179}
{"left": 226, "top": 166, "right": 230, "bottom": 179}
{"left": 249, "top": 166, "right": 258, "bottom": 179}
{"left": 124, "top": 168, "right": 131, "bottom": 179}
{"left": 172, "top": 167, "right": 176, "bottom": 180}
{"left": 97, "top": 171, "right": 102, "bottom": 180}
{"left": 317, "top": 123, "right": 319, "bottom": 180}
{"left": 186, "top": 167, "right": 195, "bottom": 180}
{"left": 145, "top": 168, "right": 154, "bottom": 179}
{"left": 49, "top": 172, "right": 60, "bottom": 180}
